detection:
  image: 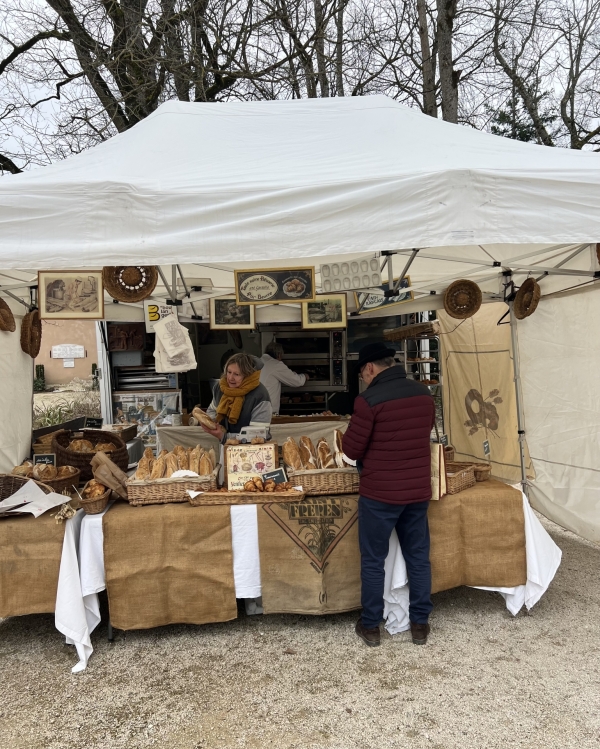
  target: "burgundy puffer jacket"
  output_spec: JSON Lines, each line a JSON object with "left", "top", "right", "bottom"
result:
{"left": 343, "top": 366, "right": 435, "bottom": 505}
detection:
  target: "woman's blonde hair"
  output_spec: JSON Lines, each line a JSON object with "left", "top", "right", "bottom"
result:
{"left": 223, "top": 353, "right": 258, "bottom": 379}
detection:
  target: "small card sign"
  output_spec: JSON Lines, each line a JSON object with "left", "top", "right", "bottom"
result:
{"left": 439, "top": 434, "right": 448, "bottom": 446}
{"left": 235, "top": 267, "right": 316, "bottom": 305}
{"left": 483, "top": 440, "right": 490, "bottom": 456}
{"left": 33, "top": 453, "right": 56, "bottom": 466}
{"left": 85, "top": 417, "right": 103, "bottom": 429}
{"left": 226, "top": 442, "right": 277, "bottom": 491}
{"left": 262, "top": 467, "right": 288, "bottom": 485}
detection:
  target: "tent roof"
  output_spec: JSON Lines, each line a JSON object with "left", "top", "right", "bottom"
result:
{"left": 2, "top": 95, "right": 600, "bottom": 270}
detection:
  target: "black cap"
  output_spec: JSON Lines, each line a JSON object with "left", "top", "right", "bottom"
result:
{"left": 357, "top": 342, "right": 397, "bottom": 370}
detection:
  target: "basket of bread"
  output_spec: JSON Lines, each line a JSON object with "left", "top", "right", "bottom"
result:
{"left": 127, "top": 444, "right": 219, "bottom": 505}
{"left": 283, "top": 430, "right": 359, "bottom": 496}
{"left": 79, "top": 479, "right": 111, "bottom": 514}
{"left": 0, "top": 473, "right": 53, "bottom": 503}
{"left": 12, "top": 461, "right": 81, "bottom": 494}
{"left": 52, "top": 429, "right": 129, "bottom": 481}
{"left": 188, "top": 476, "right": 304, "bottom": 506}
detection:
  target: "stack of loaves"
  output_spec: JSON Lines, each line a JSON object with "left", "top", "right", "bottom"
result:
{"left": 282, "top": 430, "right": 352, "bottom": 471}
{"left": 134, "top": 445, "right": 217, "bottom": 480}
{"left": 12, "top": 461, "right": 78, "bottom": 481}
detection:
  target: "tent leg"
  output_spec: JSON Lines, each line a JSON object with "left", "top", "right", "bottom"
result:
{"left": 509, "top": 301, "right": 528, "bottom": 492}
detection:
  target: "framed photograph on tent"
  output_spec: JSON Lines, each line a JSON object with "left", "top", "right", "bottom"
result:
{"left": 210, "top": 296, "right": 256, "bottom": 330}
{"left": 38, "top": 270, "right": 104, "bottom": 320}
{"left": 301, "top": 294, "right": 347, "bottom": 329}
{"left": 354, "top": 276, "right": 413, "bottom": 315}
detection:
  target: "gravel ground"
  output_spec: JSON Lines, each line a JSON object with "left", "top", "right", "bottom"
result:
{"left": 1, "top": 513, "right": 599, "bottom": 749}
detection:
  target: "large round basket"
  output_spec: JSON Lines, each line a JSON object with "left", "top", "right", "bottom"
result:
{"left": 0, "top": 473, "right": 53, "bottom": 500}
{"left": 443, "top": 280, "right": 482, "bottom": 319}
{"left": 103, "top": 266, "right": 158, "bottom": 303}
{"left": 20, "top": 309, "right": 42, "bottom": 357}
{"left": 43, "top": 468, "right": 82, "bottom": 495}
{"left": 0, "top": 298, "right": 16, "bottom": 332}
{"left": 52, "top": 429, "right": 128, "bottom": 482}
{"left": 513, "top": 278, "right": 541, "bottom": 320}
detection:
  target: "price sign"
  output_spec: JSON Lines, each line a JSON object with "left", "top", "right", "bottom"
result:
{"left": 85, "top": 417, "right": 103, "bottom": 429}
{"left": 262, "top": 467, "right": 288, "bottom": 485}
{"left": 33, "top": 453, "right": 56, "bottom": 466}
{"left": 483, "top": 440, "right": 490, "bottom": 456}
{"left": 439, "top": 434, "right": 448, "bottom": 446}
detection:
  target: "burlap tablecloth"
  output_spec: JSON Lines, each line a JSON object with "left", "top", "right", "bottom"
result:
{"left": 103, "top": 503, "right": 237, "bottom": 630}
{"left": 0, "top": 512, "right": 66, "bottom": 617}
{"left": 257, "top": 480, "right": 527, "bottom": 613}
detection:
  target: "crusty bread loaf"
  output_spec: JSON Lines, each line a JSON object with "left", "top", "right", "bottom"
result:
{"left": 199, "top": 454, "right": 213, "bottom": 476}
{"left": 95, "top": 442, "right": 115, "bottom": 453}
{"left": 189, "top": 446, "right": 202, "bottom": 474}
{"left": 69, "top": 439, "right": 94, "bottom": 452}
{"left": 177, "top": 449, "right": 189, "bottom": 471}
{"left": 56, "top": 465, "right": 78, "bottom": 478}
{"left": 134, "top": 456, "right": 152, "bottom": 480}
{"left": 164, "top": 453, "right": 179, "bottom": 478}
{"left": 298, "top": 436, "right": 317, "bottom": 470}
{"left": 12, "top": 463, "right": 32, "bottom": 477}
{"left": 192, "top": 407, "right": 217, "bottom": 430}
{"left": 150, "top": 454, "right": 166, "bottom": 480}
{"left": 33, "top": 463, "right": 57, "bottom": 480}
{"left": 317, "top": 438, "right": 336, "bottom": 469}
{"left": 334, "top": 429, "right": 350, "bottom": 467}
{"left": 208, "top": 447, "right": 217, "bottom": 471}
{"left": 282, "top": 437, "right": 303, "bottom": 471}
{"left": 83, "top": 479, "right": 107, "bottom": 498}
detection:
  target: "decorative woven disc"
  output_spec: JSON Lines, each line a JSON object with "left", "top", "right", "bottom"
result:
{"left": 596, "top": 243, "right": 600, "bottom": 265}
{"left": 20, "top": 309, "right": 42, "bottom": 358}
{"left": 103, "top": 266, "right": 158, "bottom": 303}
{"left": 513, "top": 278, "right": 541, "bottom": 320}
{"left": 0, "top": 297, "right": 16, "bottom": 332}
{"left": 443, "top": 280, "right": 482, "bottom": 319}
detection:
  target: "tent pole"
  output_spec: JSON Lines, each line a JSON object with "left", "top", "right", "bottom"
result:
{"left": 509, "top": 299, "right": 528, "bottom": 492}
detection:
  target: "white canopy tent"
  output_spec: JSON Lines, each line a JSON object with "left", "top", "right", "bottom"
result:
{"left": 0, "top": 95, "right": 598, "bottom": 541}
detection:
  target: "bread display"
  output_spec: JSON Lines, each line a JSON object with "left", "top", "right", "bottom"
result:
{"left": 82, "top": 479, "right": 107, "bottom": 499}
{"left": 95, "top": 442, "right": 116, "bottom": 453}
{"left": 282, "top": 437, "right": 303, "bottom": 471}
{"left": 69, "top": 439, "right": 94, "bottom": 452}
{"left": 130, "top": 442, "right": 219, "bottom": 483}
{"left": 316, "top": 438, "right": 336, "bottom": 469}
{"left": 56, "top": 465, "right": 78, "bottom": 478}
{"left": 32, "top": 463, "right": 58, "bottom": 481}
{"left": 240, "top": 477, "right": 293, "bottom": 493}
{"left": 298, "top": 436, "right": 318, "bottom": 470}
{"left": 191, "top": 407, "right": 217, "bottom": 431}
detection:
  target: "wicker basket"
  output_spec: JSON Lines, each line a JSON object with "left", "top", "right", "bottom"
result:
{"left": 514, "top": 278, "right": 541, "bottom": 320}
{"left": 106, "top": 424, "right": 138, "bottom": 442}
{"left": 52, "top": 429, "right": 128, "bottom": 481}
{"left": 383, "top": 320, "right": 441, "bottom": 341}
{"left": 188, "top": 489, "right": 306, "bottom": 506}
{"left": 0, "top": 297, "right": 16, "bottom": 332}
{"left": 443, "top": 280, "right": 482, "bottom": 319}
{"left": 0, "top": 473, "right": 52, "bottom": 501}
{"left": 103, "top": 266, "right": 158, "bottom": 303}
{"left": 445, "top": 462, "right": 476, "bottom": 495}
{"left": 444, "top": 445, "right": 455, "bottom": 462}
{"left": 79, "top": 482, "right": 111, "bottom": 514}
{"left": 127, "top": 466, "right": 219, "bottom": 505}
{"left": 20, "top": 308, "right": 42, "bottom": 357}
{"left": 287, "top": 467, "right": 359, "bottom": 496}
{"left": 42, "top": 469, "right": 82, "bottom": 495}
{"left": 471, "top": 463, "right": 492, "bottom": 482}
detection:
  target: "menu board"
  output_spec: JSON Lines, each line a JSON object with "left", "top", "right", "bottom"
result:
{"left": 235, "top": 268, "right": 315, "bottom": 304}
{"left": 226, "top": 443, "right": 278, "bottom": 491}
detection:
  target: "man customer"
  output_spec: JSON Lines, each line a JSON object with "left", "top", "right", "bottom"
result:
{"left": 260, "top": 342, "right": 307, "bottom": 414}
{"left": 342, "top": 342, "right": 436, "bottom": 647}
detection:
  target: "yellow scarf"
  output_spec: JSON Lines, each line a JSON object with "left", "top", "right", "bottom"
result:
{"left": 216, "top": 370, "right": 261, "bottom": 425}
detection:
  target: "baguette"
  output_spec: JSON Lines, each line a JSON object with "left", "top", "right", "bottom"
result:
{"left": 199, "top": 454, "right": 213, "bottom": 476}
{"left": 150, "top": 454, "right": 166, "bottom": 480}
{"left": 298, "top": 436, "right": 318, "bottom": 470}
{"left": 192, "top": 407, "right": 217, "bottom": 431}
{"left": 164, "top": 453, "right": 179, "bottom": 478}
{"left": 177, "top": 449, "right": 189, "bottom": 471}
{"left": 134, "top": 456, "right": 152, "bottom": 480}
{"left": 208, "top": 447, "right": 217, "bottom": 470}
{"left": 316, "top": 438, "right": 336, "bottom": 469}
{"left": 189, "top": 445, "right": 202, "bottom": 474}
{"left": 282, "top": 437, "right": 303, "bottom": 471}
{"left": 334, "top": 429, "right": 351, "bottom": 467}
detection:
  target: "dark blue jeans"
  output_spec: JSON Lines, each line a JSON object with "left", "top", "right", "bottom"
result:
{"left": 358, "top": 496, "right": 432, "bottom": 628}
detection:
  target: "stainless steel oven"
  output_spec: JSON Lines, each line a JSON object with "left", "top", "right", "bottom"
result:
{"left": 260, "top": 326, "right": 347, "bottom": 392}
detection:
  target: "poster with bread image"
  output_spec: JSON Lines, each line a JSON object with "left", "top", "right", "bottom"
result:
{"left": 226, "top": 443, "right": 277, "bottom": 491}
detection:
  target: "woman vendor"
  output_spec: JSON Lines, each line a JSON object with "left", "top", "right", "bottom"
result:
{"left": 201, "top": 353, "right": 272, "bottom": 442}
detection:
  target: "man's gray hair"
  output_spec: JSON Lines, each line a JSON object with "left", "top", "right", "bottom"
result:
{"left": 265, "top": 342, "right": 284, "bottom": 359}
{"left": 371, "top": 356, "right": 396, "bottom": 369}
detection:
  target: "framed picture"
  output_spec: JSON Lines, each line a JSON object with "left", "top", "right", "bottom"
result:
{"left": 353, "top": 276, "right": 413, "bottom": 315}
{"left": 235, "top": 267, "right": 316, "bottom": 304}
{"left": 38, "top": 270, "right": 104, "bottom": 320}
{"left": 301, "top": 293, "right": 347, "bottom": 329}
{"left": 210, "top": 296, "right": 256, "bottom": 330}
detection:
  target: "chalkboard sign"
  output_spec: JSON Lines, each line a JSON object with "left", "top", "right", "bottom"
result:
{"left": 33, "top": 453, "right": 56, "bottom": 466}
{"left": 483, "top": 440, "right": 490, "bottom": 456}
{"left": 439, "top": 434, "right": 448, "bottom": 446}
{"left": 85, "top": 417, "right": 103, "bottom": 429}
{"left": 262, "top": 467, "right": 288, "bottom": 485}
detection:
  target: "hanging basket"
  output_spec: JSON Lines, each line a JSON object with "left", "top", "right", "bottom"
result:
{"left": 596, "top": 243, "right": 600, "bottom": 265}
{"left": 20, "top": 309, "right": 42, "bottom": 358}
{"left": 0, "top": 298, "right": 16, "bottom": 332}
{"left": 443, "top": 280, "right": 482, "bottom": 319}
{"left": 103, "top": 266, "right": 158, "bottom": 303}
{"left": 513, "top": 278, "right": 541, "bottom": 320}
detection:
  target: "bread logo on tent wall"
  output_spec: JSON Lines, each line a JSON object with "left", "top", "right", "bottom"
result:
{"left": 262, "top": 497, "right": 357, "bottom": 572}
{"left": 464, "top": 388, "right": 503, "bottom": 436}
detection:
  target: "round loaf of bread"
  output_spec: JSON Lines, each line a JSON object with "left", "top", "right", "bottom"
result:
{"left": 191, "top": 407, "right": 217, "bottom": 431}
{"left": 69, "top": 439, "right": 94, "bottom": 452}
{"left": 33, "top": 463, "right": 57, "bottom": 480}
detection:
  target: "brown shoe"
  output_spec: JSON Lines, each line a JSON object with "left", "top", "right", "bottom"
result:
{"left": 355, "top": 619, "right": 380, "bottom": 647}
{"left": 410, "top": 622, "right": 430, "bottom": 645}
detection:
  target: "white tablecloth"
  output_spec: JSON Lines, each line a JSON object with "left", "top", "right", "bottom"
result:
{"left": 55, "top": 491, "right": 561, "bottom": 671}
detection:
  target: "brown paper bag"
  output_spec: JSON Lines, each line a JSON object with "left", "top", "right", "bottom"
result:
{"left": 91, "top": 452, "right": 128, "bottom": 499}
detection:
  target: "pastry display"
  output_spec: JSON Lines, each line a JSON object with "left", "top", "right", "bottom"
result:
{"left": 82, "top": 479, "right": 107, "bottom": 499}
{"left": 239, "top": 477, "right": 293, "bottom": 493}
{"left": 191, "top": 407, "right": 218, "bottom": 431}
